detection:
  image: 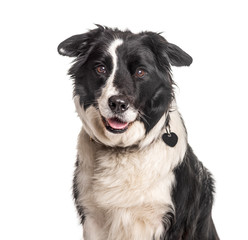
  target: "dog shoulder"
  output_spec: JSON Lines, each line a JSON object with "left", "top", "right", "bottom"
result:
{"left": 165, "top": 145, "right": 216, "bottom": 238}
{"left": 173, "top": 145, "right": 215, "bottom": 208}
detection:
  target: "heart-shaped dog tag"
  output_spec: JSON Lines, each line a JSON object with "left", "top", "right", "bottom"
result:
{"left": 162, "top": 132, "right": 178, "bottom": 147}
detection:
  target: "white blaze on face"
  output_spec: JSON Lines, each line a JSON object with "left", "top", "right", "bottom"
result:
{"left": 98, "top": 39, "right": 137, "bottom": 123}
{"left": 98, "top": 39, "right": 123, "bottom": 118}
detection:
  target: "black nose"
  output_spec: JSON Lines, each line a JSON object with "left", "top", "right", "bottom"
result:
{"left": 108, "top": 95, "right": 129, "bottom": 113}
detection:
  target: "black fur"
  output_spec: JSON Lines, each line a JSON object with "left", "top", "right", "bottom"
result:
{"left": 58, "top": 26, "right": 218, "bottom": 239}
{"left": 72, "top": 157, "right": 86, "bottom": 224}
{"left": 58, "top": 26, "right": 191, "bottom": 133}
{"left": 163, "top": 145, "right": 219, "bottom": 239}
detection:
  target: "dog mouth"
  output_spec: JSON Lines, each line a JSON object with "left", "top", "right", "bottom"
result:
{"left": 101, "top": 116, "right": 131, "bottom": 134}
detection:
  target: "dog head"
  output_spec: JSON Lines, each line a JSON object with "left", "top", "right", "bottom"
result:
{"left": 58, "top": 26, "right": 192, "bottom": 147}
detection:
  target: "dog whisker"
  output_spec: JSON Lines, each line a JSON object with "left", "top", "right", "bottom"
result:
{"left": 138, "top": 110, "right": 150, "bottom": 126}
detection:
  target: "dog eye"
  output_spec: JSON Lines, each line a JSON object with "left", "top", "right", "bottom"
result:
{"left": 96, "top": 66, "right": 107, "bottom": 74}
{"left": 135, "top": 69, "right": 146, "bottom": 78}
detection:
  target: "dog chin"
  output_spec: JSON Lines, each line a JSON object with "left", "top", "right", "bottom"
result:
{"left": 101, "top": 115, "right": 135, "bottom": 134}
{"left": 74, "top": 96, "right": 145, "bottom": 147}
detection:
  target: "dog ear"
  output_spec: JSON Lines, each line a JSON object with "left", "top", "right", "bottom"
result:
{"left": 57, "top": 34, "right": 88, "bottom": 57}
{"left": 142, "top": 32, "right": 192, "bottom": 68}
{"left": 57, "top": 26, "right": 104, "bottom": 57}
{"left": 165, "top": 42, "right": 193, "bottom": 67}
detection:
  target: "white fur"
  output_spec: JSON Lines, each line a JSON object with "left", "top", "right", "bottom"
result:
{"left": 58, "top": 47, "right": 66, "bottom": 55}
{"left": 98, "top": 39, "right": 122, "bottom": 118}
{"left": 74, "top": 96, "right": 146, "bottom": 147}
{"left": 98, "top": 39, "right": 138, "bottom": 124}
{"left": 73, "top": 39, "right": 188, "bottom": 240}
{"left": 74, "top": 99, "right": 187, "bottom": 239}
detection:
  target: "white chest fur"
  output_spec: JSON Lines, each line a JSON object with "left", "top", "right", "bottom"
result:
{"left": 93, "top": 141, "right": 175, "bottom": 209}
{"left": 75, "top": 110, "right": 187, "bottom": 240}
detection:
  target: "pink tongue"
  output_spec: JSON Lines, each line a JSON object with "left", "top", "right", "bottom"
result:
{"left": 107, "top": 118, "right": 128, "bottom": 130}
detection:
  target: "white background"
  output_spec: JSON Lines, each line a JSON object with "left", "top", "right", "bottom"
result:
{"left": 0, "top": 0, "right": 247, "bottom": 239}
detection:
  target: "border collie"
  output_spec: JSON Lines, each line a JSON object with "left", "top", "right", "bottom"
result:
{"left": 58, "top": 25, "right": 219, "bottom": 240}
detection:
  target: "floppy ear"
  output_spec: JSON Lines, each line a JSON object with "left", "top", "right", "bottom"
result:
{"left": 142, "top": 32, "right": 193, "bottom": 68}
{"left": 57, "top": 26, "right": 104, "bottom": 57}
{"left": 57, "top": 34, "right": 88, "bottom": 57}
{"left": 166, "top": 42, "right": 193, "bottom": 67}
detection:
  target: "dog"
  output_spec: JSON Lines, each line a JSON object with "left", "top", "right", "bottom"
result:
{"left": 58, "top": 25, "right": 219, "bottom": 240}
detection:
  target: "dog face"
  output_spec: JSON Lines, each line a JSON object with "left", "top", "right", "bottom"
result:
{"left": 58, "top": 26, "right": 192, "bottom": 147}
